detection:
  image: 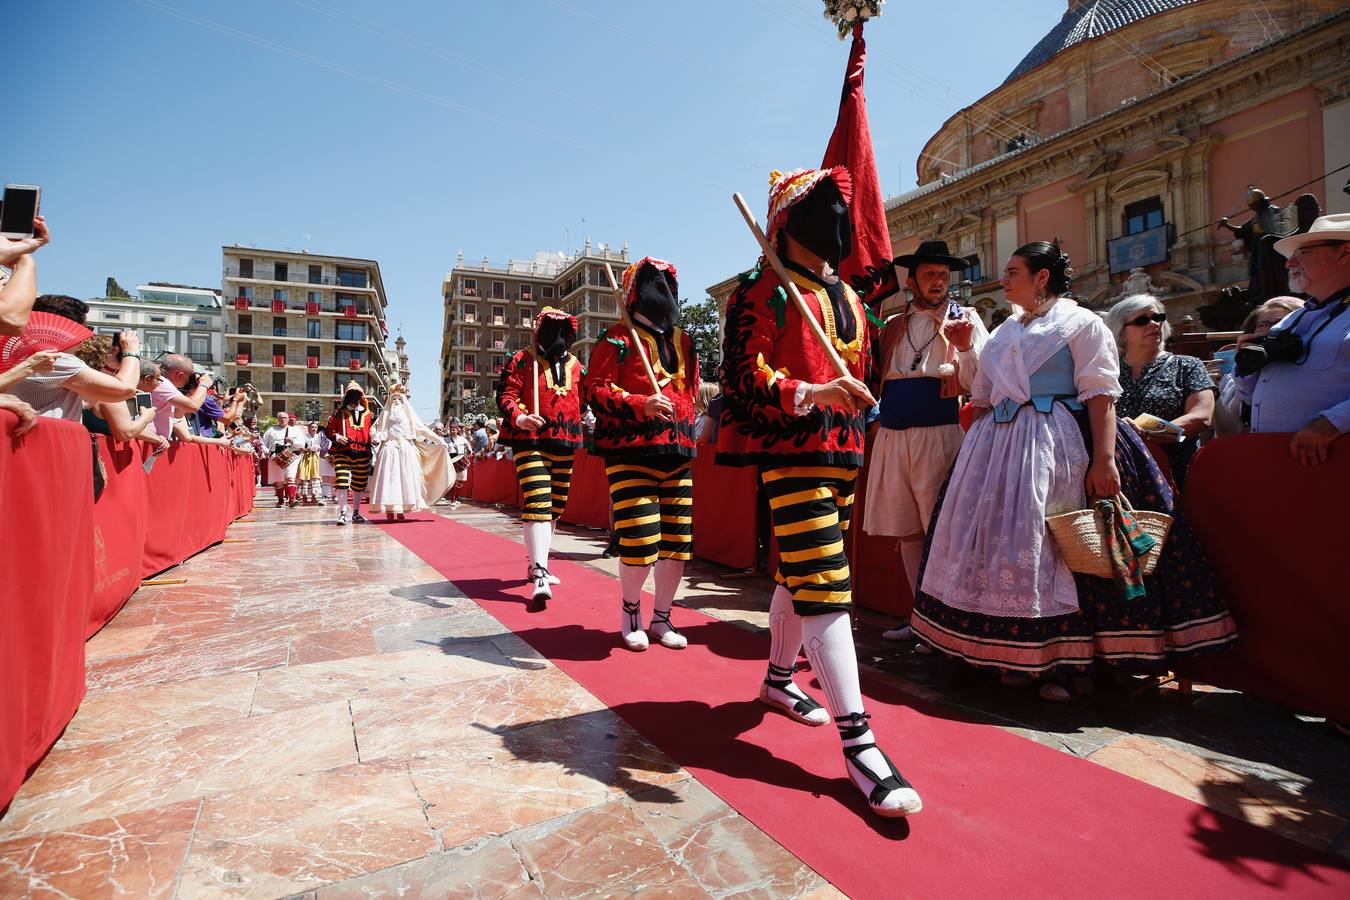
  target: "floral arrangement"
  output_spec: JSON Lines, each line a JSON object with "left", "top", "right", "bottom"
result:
{"left": 822, "top": 0, "right": 884, "bottom": 39}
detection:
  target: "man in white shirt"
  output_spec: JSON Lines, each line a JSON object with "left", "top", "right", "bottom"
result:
{"left": 151, "top": 353, "right": 210, "bottom": 439}
{"left": 864, "top": 241, "right": 988, "bottom": 640}
{"left": 261, "top": 412, "right": 310, "bottom": 507}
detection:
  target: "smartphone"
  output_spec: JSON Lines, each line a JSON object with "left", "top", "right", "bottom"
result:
{"left": 0, "top": 185, "right": 40, "bottom": 239}
{"left": 124, "top": 391, "right": 153, "bottom": 420}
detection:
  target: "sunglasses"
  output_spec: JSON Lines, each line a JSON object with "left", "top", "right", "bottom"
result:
{"left": 1125, "top": 312, "right": 1167, "bottom": 328}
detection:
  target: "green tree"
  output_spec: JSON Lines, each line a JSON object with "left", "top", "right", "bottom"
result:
{"left": 680, "top": 296, "right": 721, "bottom": 382}
{"left": 105, "top": 277, "right": 132, "bottom": 299}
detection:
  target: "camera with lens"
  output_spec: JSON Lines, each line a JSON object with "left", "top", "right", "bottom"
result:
{"left": 1233, "top": 330, "right": 1304, "bottom": 377}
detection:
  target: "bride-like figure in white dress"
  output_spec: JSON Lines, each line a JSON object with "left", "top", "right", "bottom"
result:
{"left": 369, "top": 383, "right": 448, "bottom": 520}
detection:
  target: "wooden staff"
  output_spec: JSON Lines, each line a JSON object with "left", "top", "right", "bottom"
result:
{"left": 731, "top": 192, "right": 849, "bottom": 379}
{"left": 603, "top": 263, "right": 661, "bottom": 395}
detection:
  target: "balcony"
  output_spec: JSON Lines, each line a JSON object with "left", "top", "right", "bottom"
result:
{"left": 234, "top": 297, "right": 249, "bottom": 310}
{"left": 223, "top": 267, "right": 375, "bottom": 290}
{"left": 341, "top": 306, "right": 358, "bottom": 318}
{"left": 306, "top": 301, "right": 320, "bottom": 314}
{"left": 271, "top": 300, "right": 285, "bottom": 313}
{"left": 186, "top": 353, "right": 217, "bottom": 365}
{"left": 307, "top": 356, "right": 319, "bottom": 368}
{"left": 347, "top": 359, "right": 362, "bottom": 370}
{"left": 235, "top": 353, "right": 250, "bottom": 365}
{"left": 272, "top": 355, "right": 286, "bottom": 367}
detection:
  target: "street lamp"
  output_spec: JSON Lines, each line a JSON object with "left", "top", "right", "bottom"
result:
{"left": 949, "top": 279, "right": 973, "bottom": 305}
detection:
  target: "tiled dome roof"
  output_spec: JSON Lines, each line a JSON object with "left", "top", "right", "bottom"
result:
{"left": 1004, "top": 0, "right": 1201, "bottom": 84}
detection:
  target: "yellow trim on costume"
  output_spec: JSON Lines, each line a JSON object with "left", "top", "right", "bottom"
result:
{"left": 634, "top": 326, "right": 689, "bottom": 392}
{"left": 612, "top": 496, "right": 651, "bottom": 512}
{"left": 779, "top": 540, "right": 846, "bottom": 564}
{"left": 768, "top": 487, "right": 832, "bottom": 510}
{"left": 787, "top": 272, "right": 867, "bottom": 367}
{"left": 620, "top": 534, "right": 661, "bottom": 546}
{"left": 785, "top": 566, "right": 851, "bottom": 588}
{"left": 659, "top": 514, "right": 693, "bottom": 524}
{"left": 665, "top": 496, "right": 693, "bottom": 506}
{"left": 607, "top": 463, "right": 673, "bottom": 478}
{"left": 774, "top": 513, "right": 839, "bottom": 537}
{"left": 762, "top": 466, "right": 853, "bottom": 483}
{"left": 529, "top": 349, "right": 579, "bottom": 396}
{"left": 791, "top": 587, "right": 853, "bottom": 604}
{"left": 756, "top": 353, "right": 790, "bottom": 388}
{"left": 616, "top": 513, "right": 662, "bottom": 529}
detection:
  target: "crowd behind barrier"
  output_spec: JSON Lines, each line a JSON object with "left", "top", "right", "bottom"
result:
{"left": 1, "top": 412, "right": 254, "bottom": 810}
{"left": 467, "top": 435, "right": 1349, "bottom": 722}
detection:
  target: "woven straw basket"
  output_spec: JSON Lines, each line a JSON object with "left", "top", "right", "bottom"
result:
{"left": 1046, "top": 494, "right": 1173, "bottom": 579}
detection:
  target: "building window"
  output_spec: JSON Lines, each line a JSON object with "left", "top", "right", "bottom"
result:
{"left": 273, "top": 316, "right": 287, "bottom": 337}
{"left": 272, "top": 372, "right": 287, "bottom": 392}
{"left": 542, "top": 285, "right": 554, "bottom": 299}
{"left": 238, "top": 314, "right": 252, "bottom": 335}
{"left": 190, "top": 336, "right": 210, "bottom": 363}
{"left": 238, "top": 258, "right": 254, "bottom": 278}
{"left": 307, "top": 290, "right": 320, "bottom": 304}
{"left": 308, "top": 264, "right": 322, "bottom": 284}
{"left": 520, "top": 310, "right": 532, "bottom": 327}
{"left": 307, "top": 319, "right": 321, "bottom": 338}
{"left": 145, "top": 332, "right": 168, "bottom": 357}
{"left": 520, "top": 284, "right": 533, "bottom": 301}
{"left": 491, "top": 281, "right": 505, "bottom": 299}
{"left": 306, "top": 345, "right": 320, "bottom": 359}
{"left": 191, "top": 317, "right": 209, "bottom": 327}
{"left": 236, "top": 370, "right": 251, "bottom": 387}
{"left": 102, "top": 311, "right": 121, "bottom": 320}
{"left": 305, "top": 373, "right": 320, "bottom": 393}
{"left": 461, "top": 278, "right": 477, "bottom": 296}
{"left": 335, "top": 321, "right": 364, "bottom": 341}
{"left": 149, "top": 315, "right": 167, "bottom": 323}
{"left": 239, "top": 286, "right": 253, "bottom": 300}
{"left": 337, "top": 268, "right": 367, "bottom": 288}
{"left": 274, "top": 262, "right": 288, "bottom": 282}
{"left": 963, "top": 255, "right": 983, "bottom": 284}
{"left": 237, "top": 342, "right": 252, "bottom": 358}
{"left": 492, "top": 306, "right": 505, "bottom": 325}
{"left": 271, "top": 399, "right": 286, "bottom": 414}
{"left": 273, "top": 288, "right": 287, "bottom": 301}
{"left": 462, "top": 303, "right": 476, "bottom": 323}
{"left": 1124, "top": 197, "right": 1164, "bottom": 235}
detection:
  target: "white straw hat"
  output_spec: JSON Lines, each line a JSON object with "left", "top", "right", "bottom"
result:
{"left": 1273, "top": 213, "right": 1350, "bottom": 257}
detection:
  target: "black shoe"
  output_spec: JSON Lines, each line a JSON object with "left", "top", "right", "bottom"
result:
{"left": 601, "top": 534, "right": 620, "bottom": 558}
{"left": 352, "top": 512, "right": 368, "bottom": 523}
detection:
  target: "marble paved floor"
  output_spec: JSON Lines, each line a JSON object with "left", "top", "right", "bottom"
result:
{"left": 1, "top": 494, "right": 1345, "bottom": 898}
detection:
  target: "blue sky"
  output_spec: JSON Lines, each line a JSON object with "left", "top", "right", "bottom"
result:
{"left": 10, "top": 0, "right": 1059, "bottom": 417}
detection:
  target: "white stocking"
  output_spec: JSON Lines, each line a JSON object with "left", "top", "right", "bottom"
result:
{"left": 524, "top": 520, "right": 552, "bottom": 569}
{"left": 338, "top": 490, "right": 350, "bottom": 514}
{"left": 650, "top": 558, "right": 686, "bottom": 648}
{"left": 619, "top": 563, "right": 650, "bottom": 649}
{"left": 763, "top": 586, "right": 812, "bottom": 709}
{"left": 803, "top": 610, "right": 917, "bottom": 815}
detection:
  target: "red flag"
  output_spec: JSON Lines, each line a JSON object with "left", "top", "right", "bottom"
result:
{"left": 822, "top": 24, "right": 891, "bottom": 296}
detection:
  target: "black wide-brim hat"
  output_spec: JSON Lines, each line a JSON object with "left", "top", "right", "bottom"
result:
{"left": 894, "top": 239, "right": 968, "bottom": 271}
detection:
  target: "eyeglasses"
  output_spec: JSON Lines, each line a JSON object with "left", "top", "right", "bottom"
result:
{"left": 1125, "top": 312, "right": 1167, "bottom": 328}
{"left": 1287, "top": 241, "right": 1346, "bottom": 263}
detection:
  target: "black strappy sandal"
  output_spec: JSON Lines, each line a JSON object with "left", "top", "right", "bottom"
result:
{"left": 620, "top": 600, "right": 647, "bottom": 651}
{"left": 837, "top": 713, "right": 923, "bottom": 818}
{"left": 650, "top": 608, "right": 687, "bottom": 649}
{"left": 759, "top": 663, "right": 828, "bottom": 725}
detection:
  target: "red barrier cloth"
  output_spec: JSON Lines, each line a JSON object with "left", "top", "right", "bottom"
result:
{"left": 849, "top": 443, "right": 909, "bottom": 617}
{"left": 691, "top": 454, "right": 758, "bottom": 569}
{"left": 140, "top": 445, "right": 239, "bottom": 578}
{"left": 1179, "top": 434, "right": 1350, "bottom": 721}
{"left": 560, "top": 449, "right": 609, "bottom": 529}
{"left": 469, "top": 456, "right": 521, "bottom": 506}
{"left": 88, "top": 438, "right": 149, "bottom": 636}
{"left": 0, "top": 413, "right": 93, "bottom": 811}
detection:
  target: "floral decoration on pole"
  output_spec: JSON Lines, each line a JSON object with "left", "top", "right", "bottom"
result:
{"left": 823, "top": 0, "right": 884, "bottom": 39}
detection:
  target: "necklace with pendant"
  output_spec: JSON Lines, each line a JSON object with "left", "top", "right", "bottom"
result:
{"left": 905, "top": 312, "right": 939, "bottom": 372}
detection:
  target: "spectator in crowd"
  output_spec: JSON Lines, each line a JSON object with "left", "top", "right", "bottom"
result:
{"left": 470, "top": 416, "right": 489, "bottom": 455}
{"left": 0, "top": 349, "right": 59, "bottom": 435}
{"left": 1215, "top": 296, "right": 1304, "bottom": 434}
{"left": 443, "top": 418, "right": 472, "bottom": 508}
{"left": 0, "top": 214, "right": 49, "bottom": 335}
{"left": 6, "top": 295, "right": 139, "bottom": 420}
{"left": 71, "top": 336, "right": 166, "bottom": 448}
{"left": 191, "top": 382, "right": 246, "bottom": 438}
{"left": 1238, "top": 214, "right": 1350, "bottom": 464}
{"left": 151, "top": 353, "right": 211, "bottom": 439}
{"left": 1106, "top": 294, "right": 1216, "bottom": 488}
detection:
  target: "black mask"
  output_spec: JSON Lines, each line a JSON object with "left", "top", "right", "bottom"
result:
{"left": 634, "top": 264, "right": 679, "bottom": 333}
{"left": 536, "top": 318, "right": 574, "bottom": 361}
{"left": 342, "top": 389, "right": 363, "bottom": 408}
{"left": 784, "top": 177, "right": 852, "bottom": 270}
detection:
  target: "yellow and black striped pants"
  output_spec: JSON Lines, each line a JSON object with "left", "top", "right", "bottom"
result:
{"left": 515, "top": 449, "right": 575, "bottom": 522}
{"left": 330, "top": 450, "right": 371, "bottom": 492}
{"left": 605, "top": 457, "right": 694, "bottom": 567}
{"left": 760, "top": 465, "right": 857, "bottom": 615}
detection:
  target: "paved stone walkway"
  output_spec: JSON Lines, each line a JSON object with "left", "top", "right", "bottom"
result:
{"left": 0, "top": 495, "right": 1344, "bottom": 897}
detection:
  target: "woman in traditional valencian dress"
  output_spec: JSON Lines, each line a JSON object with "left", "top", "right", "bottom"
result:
{"left": 911, "top": 241, "right": 1238, "bottom": 700}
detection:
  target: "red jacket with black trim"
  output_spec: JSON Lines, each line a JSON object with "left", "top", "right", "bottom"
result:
{"left": 495, "top": 349, "right": 585, "bottom": 451}
{"left": 325, "top": 407, "right": 373, "bottom": 453}
{"left": 715, "top": 261, "right": 882, "bottom": 468}
{"left": 584, "top": 324, "right": 700, "bottom": 460}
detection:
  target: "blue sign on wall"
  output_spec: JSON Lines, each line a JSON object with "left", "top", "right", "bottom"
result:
{"left": 1108, "top": 225, "right": 1169, "bottom": 275}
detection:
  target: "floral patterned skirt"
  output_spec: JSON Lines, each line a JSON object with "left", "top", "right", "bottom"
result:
{"left": 911, "top": 419, "right": 1238, "bottom": 674}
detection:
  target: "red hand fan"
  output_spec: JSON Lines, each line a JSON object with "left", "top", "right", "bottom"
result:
{"left": 0, "top": 311, "right": 95, "bottom": 372}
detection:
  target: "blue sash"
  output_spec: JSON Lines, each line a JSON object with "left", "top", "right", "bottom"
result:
{"left": 879, "top": 378, "right": 960, "bottom": 431}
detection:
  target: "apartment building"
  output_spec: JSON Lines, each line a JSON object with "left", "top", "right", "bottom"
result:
{"left": 438, "top": 243, "right": 629, "bottom": 421}
{"left": 221, "top": 246, "right": 394, "bottom": 419}
{"left": 86, "top": 283, "right": 224, "bottom": 369}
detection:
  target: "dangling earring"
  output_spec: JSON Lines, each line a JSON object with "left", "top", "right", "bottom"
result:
{"left": 1035, "top": 285, "right": 1049, "bottom": 303}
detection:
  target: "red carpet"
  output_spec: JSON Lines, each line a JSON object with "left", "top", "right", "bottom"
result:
{"left": 381, "top": 514, "right": 1349, "bottom": 899}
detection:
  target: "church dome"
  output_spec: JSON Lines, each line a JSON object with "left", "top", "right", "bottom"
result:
{"left": 1004, "top": 0, "right": 1201, "bottom": 84}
